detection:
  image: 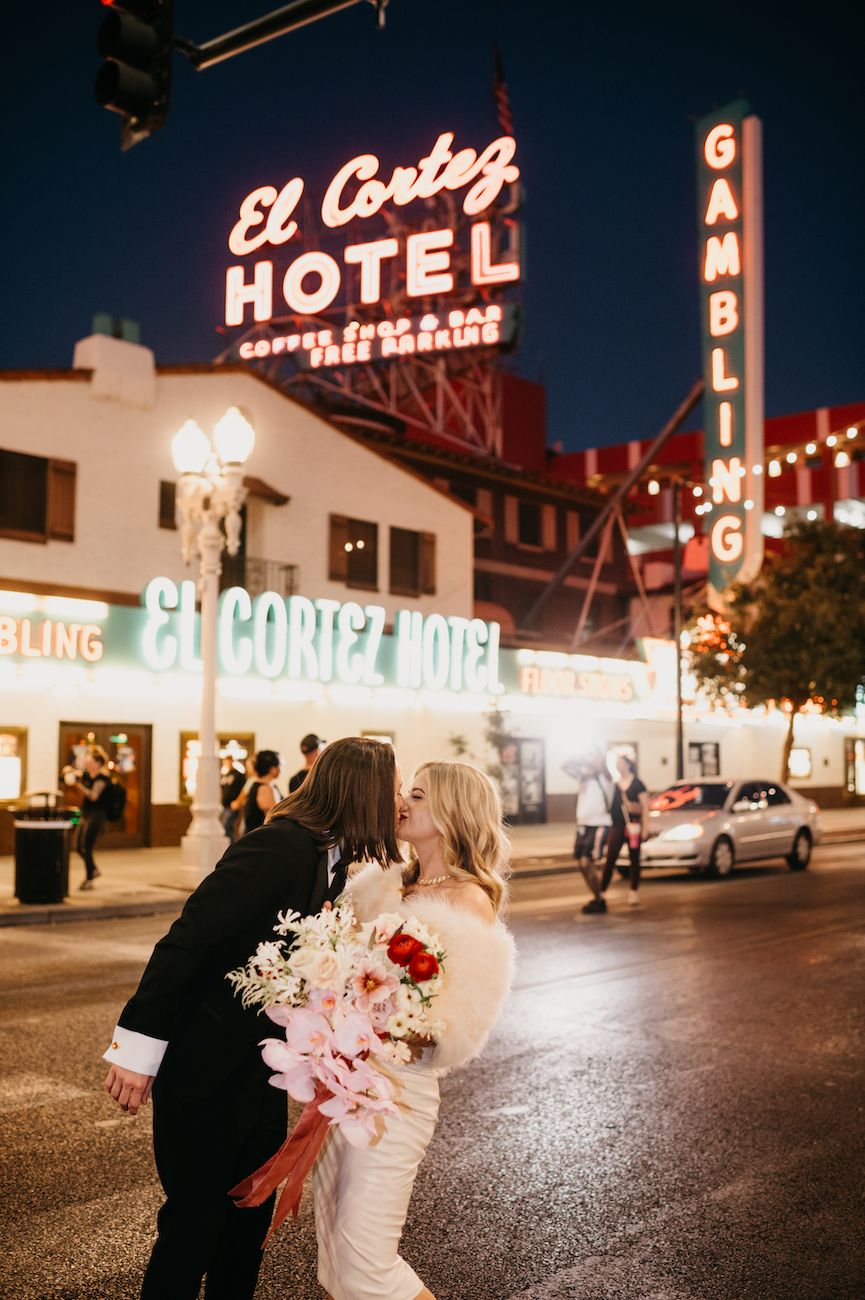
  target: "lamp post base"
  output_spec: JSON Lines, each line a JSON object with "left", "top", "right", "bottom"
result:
{"left": 180, "top": 825, "right": 228, "bottom": 887}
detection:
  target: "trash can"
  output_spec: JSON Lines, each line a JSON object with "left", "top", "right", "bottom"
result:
{"left": 14, "top": 792, "right": 76, "bottom": 905}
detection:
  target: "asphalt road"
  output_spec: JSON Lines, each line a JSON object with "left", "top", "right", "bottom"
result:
{"left": 1, "top": 844, "right": 863, "bottom": 1300}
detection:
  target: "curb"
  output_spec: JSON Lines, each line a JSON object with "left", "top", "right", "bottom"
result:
{"left": 0, "top": 898, "right": 187, "bottom": 928}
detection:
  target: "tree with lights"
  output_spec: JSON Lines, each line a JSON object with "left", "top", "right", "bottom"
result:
{"left": 687, "top": 520, "right": 865, "bottom": 782}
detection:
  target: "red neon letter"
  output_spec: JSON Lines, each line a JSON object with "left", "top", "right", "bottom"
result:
{"left": 321, "top": 155, "right": 380, "bottom": 228}
{"left": 80, "top": 625, "right": 104, "bottom": 662}
{"left": 704, "top": 178, "right": 739, "bottom": 225}
{"left": 711, "top": 515, "right": 743, "bottom": 563}
{"left": 711, "top": 348, "right": 739, "bottom": 392}
{"left": 463, "top": 137, "right": 520, "bottom": 215}
{"left": 711, "top": 457, "right": 743, "bottom": 503}
{"left": 414, "top": 133, "right": 455, "bottom": 198}
{"left": 225, "top": 261, "right": 273, "bottom": 326}
{"left": 704, "top": 233, "right": 741, "bottom": 282}
{"left": 470, "top": 222, "right": 519, "bottom": 285}
{"left": 264, "top": 177, "right": 304, "bottom": 246}
{"left": 282, "top": 252, "right": 341, "bottom": 314}
{"left": 719, "top": 402, "right": 733, "bottom": 447}
{"left": 704, "top": 124, "right": 736, "bottom": 169}
{"left": 228, "top": 186, "right": 277, "bottom": 256}
{"left": 709, "top": 291, "right": 738, "bottom": 336}
{"left": 344, "top": 238, "right": 398, "bottom": 304}
{"left": 407, "top": 230, "right": 453, "bottom": 296}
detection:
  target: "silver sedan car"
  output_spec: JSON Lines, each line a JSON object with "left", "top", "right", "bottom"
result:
{"left": 635, "top": 779, "right": 822, "bottom": 877}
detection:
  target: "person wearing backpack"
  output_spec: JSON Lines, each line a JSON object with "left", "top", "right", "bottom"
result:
{"left": 73, "top": 746, "right": 118, "bottom": 891}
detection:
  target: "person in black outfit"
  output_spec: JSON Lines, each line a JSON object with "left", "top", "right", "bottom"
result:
{"left": 102, "top": 736, "right": 402, "bottom": 1300}
{"left": 219, "top": 759, "right": 247, "bottom": 841}
{"left": 242, "top": 749, "right": 283, "bottom": 835}
{"left": 288, "top": 732, "right": 325, "bottom": 793}
{"left": 599, "top": 754, "right": 650, "bottom": 906}
{"left": 74, "top": 747, "right": 112, "bottom": 890}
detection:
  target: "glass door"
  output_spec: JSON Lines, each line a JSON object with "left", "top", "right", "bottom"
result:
{"left": 58, "top": 723, "right": 152, "bottom": 848}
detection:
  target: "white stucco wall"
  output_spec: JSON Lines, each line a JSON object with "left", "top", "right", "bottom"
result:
{"left": 0, "top": 347, "right": 474, "bottom": 621}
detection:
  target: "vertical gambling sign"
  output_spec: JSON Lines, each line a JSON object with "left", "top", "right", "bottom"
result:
{"left": 695, "top": 99, "right": 764, "bottom": 603}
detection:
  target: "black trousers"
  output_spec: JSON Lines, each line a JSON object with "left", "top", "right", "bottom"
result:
{"left": 142, "top": 1054, "right": 288, "bottom": 1300}
{"left": 77, "top": 811, "right": 106, "bottom": 879}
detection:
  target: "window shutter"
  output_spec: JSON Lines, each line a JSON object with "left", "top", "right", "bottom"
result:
{"left": 420, "top": 532, "right": 436, "bottom": 595}
{"left": 566, "top": 510, "right": 580, "bottom": 552}
{"left": 159, "top": 480, "right": 177, "bottom": 530}
{"left": 476, "top": 488, "right": 493, "bottom": 518}
{"left": 329, "top": 515, "right": 349, "bottom": 581}
{"left": 504, "top": 495, "right": 519, "bottom": 544}
{"left": 46, "top": 459, "right": 76, "bottom": 542}
{"left": 541, "top": 504, "right": 557, "bottom": 551}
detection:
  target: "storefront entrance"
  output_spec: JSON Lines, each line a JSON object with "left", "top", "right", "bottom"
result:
{"left": 58, "top": 723, "right": 152, "bottom": 848}
{"left": 501, "top": 738, "right": 546, "bottom": 824}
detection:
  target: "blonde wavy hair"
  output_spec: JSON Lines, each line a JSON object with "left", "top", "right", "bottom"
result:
{"left": 403, "top": 761, "right": 511, "bottom": 914}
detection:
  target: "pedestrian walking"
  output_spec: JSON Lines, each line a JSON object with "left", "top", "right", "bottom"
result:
{"left": 288, "top": 732, "right": 325, "bottom": 793}
{"left": 219, "top": 757, "right": 246, "bottom": 841}
{"left": 241, "top": 750, "right": 283, "bottom": 834}
{"left": 73, "top": 746, "right": 112, "bottom": 890}
{"left": 595, "top": 754, "right": 650, "bottom": 907}
{"left": 562, "top": 752, "right": 615, "bottom": 913}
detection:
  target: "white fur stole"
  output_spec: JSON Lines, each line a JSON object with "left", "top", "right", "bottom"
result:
{"left": 345, "top": 863, "right": 515, "bottom": 1074}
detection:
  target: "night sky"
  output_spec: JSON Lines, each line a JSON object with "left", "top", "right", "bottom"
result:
{"left": 3, "top": 0, "right": 863, "bottom": 451}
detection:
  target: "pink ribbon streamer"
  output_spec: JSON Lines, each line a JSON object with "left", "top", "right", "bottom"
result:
{"left": 229, "top": 1079, "right": 332, "bottom": 1247}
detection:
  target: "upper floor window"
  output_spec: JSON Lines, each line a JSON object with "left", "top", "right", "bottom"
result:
{"left": 390, "top": 527, "right": 436, "bottom": 598}
{"left": 0, "top": 448, "right": 75, "bottom": 544}
{"left": 329, "top": 515, "right": 378, "bottom": 590}
{"left": 504, "top": 496, "right": 557, "bottom": 551}
{"left": 159, "top": 481, "right": 177, "bottom": 530}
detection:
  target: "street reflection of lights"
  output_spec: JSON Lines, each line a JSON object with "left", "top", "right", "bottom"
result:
{"left": 744, "top": 499, "right": 754, "bottom": 509}
{"left": 805, "top": 442, "right": 817, "bottom": 454}
{"left": 827, "top": 435, "right": 837, "bottom": 446}
{"left": 647, "top": 480, "right": 660, "bottom": 495}
{"left": 786, "top": 452, "right": 797, "bottom": 464}
{"left": 692, "top": 485, "right": 703, "bottom": 497}
{"left": 807, "top": 510, "right": 818, "bottom": 520}
{"left": 847, "top": 427, "right": 858, "bottom": 438}
{"left": 835, "top": 451, "right": 851, "bottom": 468}
{"left": 752, "top": 463, "right": 763, "bottom": 475}
{"left": 775, "top": 506, "right": 786, "bottom": 516}
{"left": 768, "top": 460, "right": 782, "bottom": 476}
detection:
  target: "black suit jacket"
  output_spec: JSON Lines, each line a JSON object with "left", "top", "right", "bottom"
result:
{"left": 118, "top": 818, "right": 345, "bottom": 1100}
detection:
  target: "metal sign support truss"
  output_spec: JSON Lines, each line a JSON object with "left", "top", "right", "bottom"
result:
{"left": 215, "top": 322, "right": 505, "bottom": 458}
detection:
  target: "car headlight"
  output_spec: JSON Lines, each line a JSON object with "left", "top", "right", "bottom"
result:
{"left": 662, "top": 822, "right": 705, "bottom": 841}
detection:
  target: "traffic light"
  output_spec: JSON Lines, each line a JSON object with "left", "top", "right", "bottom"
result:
{"left": 95, "top": 1, "right": 174, "bottom": 150}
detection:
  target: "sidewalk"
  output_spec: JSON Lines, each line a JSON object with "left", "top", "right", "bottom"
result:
{"left": 1, "top": 808, "right": 863, "bottom": 926}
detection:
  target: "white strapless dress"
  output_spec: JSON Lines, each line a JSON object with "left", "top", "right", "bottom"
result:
{"left": 313, "top": 1055, "right": 440, "bottom": 1300}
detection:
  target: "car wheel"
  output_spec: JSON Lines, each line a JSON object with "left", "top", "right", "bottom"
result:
{"left": 705, "top": 836, "right": 735, "bottom": 878}
{"left": 787, "top": 828, "right": 811, "bottom": 871}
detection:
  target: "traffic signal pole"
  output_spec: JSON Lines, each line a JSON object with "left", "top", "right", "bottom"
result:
{"left": 175, "top": 0, "right": 380, "bottom": 70}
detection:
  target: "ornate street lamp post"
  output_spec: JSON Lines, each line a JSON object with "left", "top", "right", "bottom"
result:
{"left": 171, "top": 406, "right": 255, "bottom": 882}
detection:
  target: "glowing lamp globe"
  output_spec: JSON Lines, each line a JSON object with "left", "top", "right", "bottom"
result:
{"left": 214, "top": 406, "right": 255, "bottom": 465}
{"left": 172, "top": 420, "right": 211, "bottom": 474}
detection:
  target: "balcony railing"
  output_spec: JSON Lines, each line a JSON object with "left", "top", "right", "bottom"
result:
{"left": 220, "top": 555, "right": 299, "bottom": 599}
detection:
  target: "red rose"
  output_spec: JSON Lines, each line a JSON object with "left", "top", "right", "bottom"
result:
{"left": 387, "top": 934, "right": 423, "bottom": 967}
{"left": 407, "top": 951, "right": 439, "bottom": 982}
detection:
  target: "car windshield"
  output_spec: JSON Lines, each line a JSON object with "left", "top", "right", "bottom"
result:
{"left": 650, "top": 783, "right": 731, "bottom": 811}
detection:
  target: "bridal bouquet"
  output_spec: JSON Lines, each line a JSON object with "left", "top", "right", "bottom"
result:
{"left": 226, "top": 903, "right": 446, "bottom": 1241}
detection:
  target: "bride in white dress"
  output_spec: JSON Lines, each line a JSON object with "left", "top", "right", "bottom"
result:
{"left": 313, "top": 760, "right": 515, "bottom": 1300}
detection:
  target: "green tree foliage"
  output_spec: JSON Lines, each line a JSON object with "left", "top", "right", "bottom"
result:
{"left": 687, "top": 520, "right": 865, "bottom": 781}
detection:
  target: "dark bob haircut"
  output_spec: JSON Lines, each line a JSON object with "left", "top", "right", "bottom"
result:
{"left": 254, "top": 749, "right": 281, "bottom": 777}
{"left": 266, "top": 736, "right": 400, "bottom": 866}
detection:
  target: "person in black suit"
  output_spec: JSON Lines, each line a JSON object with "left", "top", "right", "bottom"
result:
{"left": 102, "top": 736, "right": 403, "bottom": 1300}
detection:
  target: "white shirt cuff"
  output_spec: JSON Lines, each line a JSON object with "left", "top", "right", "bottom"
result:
{"left": 103, "top": 1024, "right": 168, "bottom": 1076}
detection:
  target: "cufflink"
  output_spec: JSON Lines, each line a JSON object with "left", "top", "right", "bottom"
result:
{"left": 111, "top": 1042, "right": 119, "bottom": 1049}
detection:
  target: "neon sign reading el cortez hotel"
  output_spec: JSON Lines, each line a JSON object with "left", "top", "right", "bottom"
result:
{"left": 224, "top": 132, "right": 521, "bottom": 328}
{"left": 141, "top": 578, "right": 504, "bottom": 694}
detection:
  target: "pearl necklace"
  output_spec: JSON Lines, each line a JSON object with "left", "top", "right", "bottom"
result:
{"left": 413, "top": 873, "right": 449, "bottom": 886}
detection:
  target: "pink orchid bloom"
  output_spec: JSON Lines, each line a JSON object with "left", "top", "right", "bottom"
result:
{"left": 264, "top": 1005, "right": 293, "bottom": 1027}
{"left": 367, "top": 995, "right": 396, "bottom": 1031}
{"left": 346, "top": 1057, "right": 394, "bottom": 1101}
{"left": 270, "top": 1061, "right": 317, "bottom": 1103}
{"left": 306, "top": 988, "right": 340, "bottom": 1016}
{"left": 337, "top": 1109, "right": 380, "bottom": 1147}
{"left": 332, "top": 1011, "right": 383, "bottom": 1059}
{"left": 284, "top": 1009, "right": 331, "bottom": 1055}
{"left": 259, "top": 1037, "right": 303, "bottom": 1073}
{"left": 350, "top": 960, "right": 400, "bottom": 1013}
{"left": 317, "top": 1092, "right": 352, "bottom": 1122}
